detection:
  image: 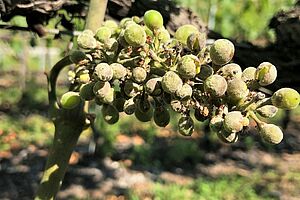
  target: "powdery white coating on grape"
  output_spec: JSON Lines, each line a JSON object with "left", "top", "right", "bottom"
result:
{"left": 259, "top": 123, "right": 283, "bottom": 144}
{"left": 223, "top": 111, "right": 244, "bottom": 133}
{"left": 124, "top": 24, "right": 146, "bottom": 47}
{"left": 210, "top": 39, "right": 234, "bottom": 65}
{"left": 255, "top": 62, "right": 277, "bottom": 86}
{"left": 204, "top": 75, "right": 227, "bottom": 97}
{"left": 94, "top": 63, "right": 113, "bottom": 81}
{"left": 161, "top": 71, "right": 183, "bottom": 94}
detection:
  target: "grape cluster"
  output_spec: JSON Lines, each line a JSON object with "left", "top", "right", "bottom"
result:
{"left": 61, "top": 10, "right": 300, "bottom": 144}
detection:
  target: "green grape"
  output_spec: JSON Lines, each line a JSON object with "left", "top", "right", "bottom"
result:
{"left": 60, "top": 91, "right": 81, "bottom": 109}
{"left": 113, "top": 92, "right": 126, "bottom": 112}
{"left": 209, "top": 115, "right": 224, "bottom": 132}
{"left": 161, "top": 71, "right": 183, "bottom": 94}
{"left": 197, "top": 64, "right": 213, "bottom": 80}
{"left": 255, "top": 62, "right": 277, "bottom": 86}
{"left": 227, "top": 78, "right": 249, "bottom": 103}
{"left": 117, "top": 29, "right": 129, "bottom": 47}
{"left": 145, "top": 78, "right": 162, "bottom": 96}
{"left": 176, "top": 83, "right": 193, "bottom": 100}
{"left": 102, "top": 104, "right": 119, "bottom": 124}
{"left": 69, "top": 50, "right": 86, "bottom": 64}
{"left": 94, "top": 63, "right": 113, "bottom": 82}
{"left": 95, "top": 26, "right": 112, "bottom": 43}
{"left": 187, "top": 32, "right": 206, "bottom": 52}
{"left": 137, "top": 98, "right": 151, "bottom": 113}
{"left": 144, "top": 26, "right": 154, "bottom": 37}
{"left": 175, "top": 24, "right": 198, "bottom": 45}
{"left": 103, "top": 20, "right": 118, "bottom": 33}
{"left": 135, "top": 103, "right": 153, "bottom": 122}
{"left": 157, "top": 28, "right": 170, "bottom": 42}
{"left": 177, "top": 55, "right": 197, "bottom": 79}
{"left": 259, "top": 123, "right": 283, "bottom": 144}
{"left": 178, "top": 116, "right": 194, "bottom": 136}
{"left": 124, "top": 24, "right": 146, "bottom": 47}
{"left": 153, "top": 106, "right": 170, "bottom": 127}
{"left": 217, "top": 63, "right": 242, "bottom": 80}
{"left": 123, "top": 97, "right": 136, "bottom": 115}
{"left": 217, "top": 129, "right": 238, "bottom": 143}
{"left": 93, "top": 81, "right": 111, "bottom": 97}
{"left": 143, "top": 10, "right": 164, "bottom": 31}
{"left": 104, "top": 38, "right": 118, "bottom": 52}
{"left": 223, "top": 111, "right": 244, "bottom": 133}
{"left": 210, "top": 39, "right": 234, "bottom": 65}
{"left": 271, "top": 88, "right": 300, "bottom": 110}
{"left": 119, "top": 18, "right": 133, "bottom": 28}
{"left": 77, "top": 30, "right": 97, "bottom": 49}
{"left": 241, "top": 67, "right": 256, "bottom": 82}
{"left": 132, "top": 67, "right": 147, "bottom": 83}
{"left": 77, "top": 71, "right": 90, "bottom": 84}
{"left": 204, "top": 74, "right": 227, "bottom": 97}
{"left": 79, "top": 82, "right": 95, "bottom": 101}
{"left": 256, "top": 105, "right": 278, "bottom": 118}
{"left": 111, "top": 63, "right": 127, "bottom": 80}
{"left": 124, "top": 80, "right": 142, "bottom": 97}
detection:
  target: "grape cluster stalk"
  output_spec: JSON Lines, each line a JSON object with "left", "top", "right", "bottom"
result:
{"left": 61, "top": 10, "right": 300, "bottom": 145}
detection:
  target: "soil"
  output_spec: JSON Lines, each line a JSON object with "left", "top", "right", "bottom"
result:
{"left": 1, "top": 116, "right": 300, "bottom": 200}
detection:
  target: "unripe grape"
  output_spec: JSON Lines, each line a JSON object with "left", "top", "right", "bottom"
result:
{"left": 217, "top": 63, "right": 242, "bottom": 80}
{"left": 187, "top": 32, "right": 206, "bottom": 52}
{"left": 204, "top": 75, "right": 227, "bottom": 97}
{"left": 124, "top": 24, "right": 146, "bottom": 47}
{"left": 103, "top": 20, "right": 118, "bottom": 33}
{"left": 259, "top": 123, "right": 283, "bottom": 144}
{"left": 241, "top": 67, "right": 256, "bottom": 82}
{"left": 104, "top": 38, "right": 118, "bottom": 52}
{"left": 135, "top": 104, "right": 153, "bottom": 122}
{"left": 197, "top": 64, "right": 213, "bottom": 80}
{"left": 102, "top": 104, "right": 119, "bottom": 124}
{"left": 100, "top": 88, "right": 115, "bottom": 104}
{"left": 93, "top": 81, "right": 111, "bottom": 97}
{"left": 119, "top": 18, "right": 133, "bottom": 28}
{"left": 227, "top": 78, "right": 249, "bottom": 102}
{"left": 209, "top": 115, "right": 224, "bottom": 132}
{"left": 178, "top": 116, "right": 194, "bottom": 136}
{"left": 143, "top": 10, "right": 164, "bottom": 31}
{"left": 77, "top": 71, "right": 90, "bottom": 84}
{"left": 79, "top": 82, "right": 95, "bottom": 101}
{"left": 111, "top": 63, "right": 127, "bottom": 80}
{"left": 175, "top": 25, "right": 198, "bottom": 45}
{"left": 95, "top": 26, "right": 112, "bottom": 43}
{"left": 271, "top": 88, "right": 300, "bottom": 110}
{"left": 153, "top": 106, "right": 170, "bottom": 127}
{"left": 77, "top": 30, "right": 97, "bottom": 49}
{"left": 113, "top": 92, "right": 126, "bottom": 112}
{"left": 177, "top": 55, "right": 197, "bottom": 79}
{"left": 144, "top": 26, "right": 154, "bottom": 37}
{"left": 132, "top": 67, "right": 147, "bottom": 83}
{"left": 94, "top": 63, "right": 113, "bottom": 82}
{"left": 69, "top": 50, "right": 86, "bottom": 64}
{"left": 161, "top": 71, "right": 183, "bottom": 94}
{"left": 217, "top": 129, "right": 238, "bottom": 143}
{"left": 145, "top": 78, "right": 162, "bottom": 96}
{"left": 60, "top": 91, "right": 81, "bottom": 109}
{"left": 117, "top": 29, "right": 129, "bottom": 47}
{"left": 210, "top": 39, "right": 234, "bottom": 65}
{"left": 223, "top": 111, "right": 244, "bottom": 133}
{"left": 256, "top": 105, "right": 278, "bottom": 118}
{"left": 176, "top": 83, "right": 193, "bottom": 100}
{"left": 124, "top": 80, "right": 142, "bottom": 97}
{"left": 255, "top": 62, "right": 277, "bottom": 86}
{"left": 123, "top": 97, "right": 136, "bottom": 115}
{"left": 157, "top": 28, "right": 170, "bottom": 42}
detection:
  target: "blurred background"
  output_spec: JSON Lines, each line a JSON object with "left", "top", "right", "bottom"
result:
{"left": 0, "top": 0, "right": 300, "bottom": 199}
